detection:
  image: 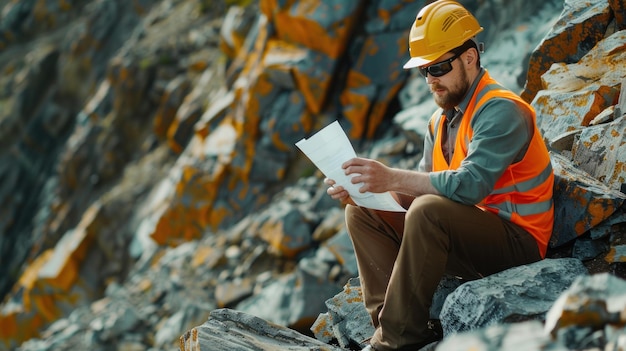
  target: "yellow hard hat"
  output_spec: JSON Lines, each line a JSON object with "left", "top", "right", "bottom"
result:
{"left": 403, "top": 0, "right": 483, "bottom": 69}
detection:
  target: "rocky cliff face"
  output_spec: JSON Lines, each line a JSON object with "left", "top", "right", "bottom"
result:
{"left": 0, "top": 0, "right": 625, "bottom": 350}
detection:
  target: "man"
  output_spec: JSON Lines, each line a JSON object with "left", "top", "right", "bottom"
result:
{"left": 325, "top": 1, "right": 554, "bottom": 350}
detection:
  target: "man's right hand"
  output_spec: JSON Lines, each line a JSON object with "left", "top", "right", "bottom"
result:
{"left": 324, "top": 178, "right": 356, "bottom": 206}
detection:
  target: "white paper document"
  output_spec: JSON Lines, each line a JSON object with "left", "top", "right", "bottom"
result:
{"left": 295, "top": 121, "right": 406, "bottom": 212}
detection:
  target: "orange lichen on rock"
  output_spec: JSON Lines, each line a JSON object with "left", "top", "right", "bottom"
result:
{"left": 272, "top": 4, "right": 357, "bottom": 59}
{"left": 151, "top": 204, "right": 204, "bottom": 246}
{"left": 574, "top": 193, "right": 616, "bottom": 234}
{"left": 150, "top": 165, "right": 225, "bottom": 245}
{"left": 293, "top": 66, "right": 332, "bottom": 115}
{"left": 341, "top": 87, "right": 372, "bottom": 140}
{"left": 259, "top": 216, "right": 310, "bottom": 259}
{"left": 605, "top": 246, "right": 626, "bottom": 263}
{"left": 340, "top": 67, "right": 377, "bottom": 139}
{"left": 0, "top": 204, "right": 102, "bottom": 348}
{"left": 521, "top": 8, "right": 611, "bottom": 103}
{"left": 310, "top": 316, "right": 333, "bottom": 338}
{"left": 366, "top": 83, "right": 404, "bottom": 139}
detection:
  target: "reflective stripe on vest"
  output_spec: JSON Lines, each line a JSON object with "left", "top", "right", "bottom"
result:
{"left": 431, "top": 71, "right": 554, "bottom": 257}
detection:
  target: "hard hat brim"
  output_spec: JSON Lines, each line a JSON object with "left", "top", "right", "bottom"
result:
{"left": 403, "top": 52, "right": 445, "bottom": 69}
{"left": 403, "top": 56, "right": 432, "bottom": 69}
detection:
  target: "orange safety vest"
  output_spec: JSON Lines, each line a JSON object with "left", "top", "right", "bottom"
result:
{"left": 430, "top": 73, "right": 554, "bottom": 257}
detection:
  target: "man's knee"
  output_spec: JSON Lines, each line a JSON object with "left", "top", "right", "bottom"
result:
{"left": 345, "top": 204, "right": 364, "bottom": 237}
{"left": 406, "top": 194, "right": 449, "bottom": 221}
{"left": 404, "top": 195, "right": 454, "bottom": 249}
{"left": 345, "top": 204, "right": 360, "bottom": 224}
{"left": 345, "top": 204, "right": 358, "bottom": 217}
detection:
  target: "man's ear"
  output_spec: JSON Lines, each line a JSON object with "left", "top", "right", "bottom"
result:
{"left": 462, "top": 47, "right": 480, "bottom": 69}
{"left": 464, "top": 48, "right": 477, "bottom": 66}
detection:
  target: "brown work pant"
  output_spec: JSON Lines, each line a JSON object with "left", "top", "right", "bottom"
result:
{"left": 345, "top": 194, "right": 542, "bottom": 351}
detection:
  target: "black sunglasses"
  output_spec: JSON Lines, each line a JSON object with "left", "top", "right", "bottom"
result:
{"left": 418, "top": 51, "right": 463, "bottom": 78}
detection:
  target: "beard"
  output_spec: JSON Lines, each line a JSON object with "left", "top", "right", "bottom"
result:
{"left": 431, "top": 66, "right": 470, "bottom": 110}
